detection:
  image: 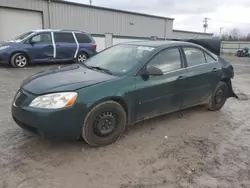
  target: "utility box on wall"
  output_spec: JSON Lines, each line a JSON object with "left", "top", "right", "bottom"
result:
{"left": 105, "top": 33, "right": 113, "bottom": 48}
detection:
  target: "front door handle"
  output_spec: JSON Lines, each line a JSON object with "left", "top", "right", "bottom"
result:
{"left": 177, "top": 75, "right": 186, "bottom": 80}
{"left": 212, "top": 68, "right": 219, "bottom": 72}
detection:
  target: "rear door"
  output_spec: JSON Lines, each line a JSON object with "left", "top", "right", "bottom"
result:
{"left": 181, "top": 46, "right": 221, "bottom": 108}
{"left": 135, "top": 47, "right": 187, "bottom": 121}
{"left": 25, "top": 32, "right": 54, "bottom": 63}
{"left": 54, "top": 32, "right": 77, "bottom": 61}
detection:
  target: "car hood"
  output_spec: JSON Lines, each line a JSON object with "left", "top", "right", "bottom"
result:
{"left": 0, "top": 42, "right": 14, "bottom": 46}
{"left": 21, "top": 64, "right": 117, "bottom": 95}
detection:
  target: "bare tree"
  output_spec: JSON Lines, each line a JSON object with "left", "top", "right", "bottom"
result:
{"left": 221, "top": 29, "right": 249, "bottom": 41}
{"left": 220, "top": 33, "right": 229, "bottom": 41}
{"left": 229, "top": 28, "right": 241, "bottom": 40}
{"left": 246, "top": 33, "right": 250, "bottom": 41}
{"left": 228, "top": 35, "right": 233, "bottom": 41}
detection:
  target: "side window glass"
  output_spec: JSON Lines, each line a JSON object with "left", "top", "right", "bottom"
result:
{"left": 54, "top": 33, "right": 75, "bottom": 43}
{"left": 205, "top": 53, "right": 216, "bottom": 63}
{"left": 183, "top": 47, "right": 206, "bottom": 67}
{"left": 31, "top": 33, "right": 52, "bottom": 44}
{"left": 147, "top": 48, "right": 182, "bottom": 73}
{"left": 75, "top": 33, "right": 92, "bottom": 43}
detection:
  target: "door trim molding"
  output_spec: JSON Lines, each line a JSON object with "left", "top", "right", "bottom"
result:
{"left": 72, "top": 32, "right": 79, "bottom": 58}
{"left": 51, "top": 32, "right": 56, "bottom": 58}
{"left": 186, "top": 61, "right": 218, "bottom": 70}
{"left": 162, "top": 67, "right": 186, "bottom": 75}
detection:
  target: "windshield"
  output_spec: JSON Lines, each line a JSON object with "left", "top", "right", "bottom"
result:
{"left": 12, "top": 31, "right": 34, "bottom": 42}
{"left": 84, "top": 44, "right": 155, "bottom": 76}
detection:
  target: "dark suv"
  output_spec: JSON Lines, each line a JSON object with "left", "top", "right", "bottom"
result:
{"left": 0, "top": 29, "right": 97, "bottom": 68}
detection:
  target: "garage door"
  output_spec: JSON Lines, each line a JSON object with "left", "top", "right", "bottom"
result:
{"left": 0, "top": 8, "right": 43, "bottom": 41}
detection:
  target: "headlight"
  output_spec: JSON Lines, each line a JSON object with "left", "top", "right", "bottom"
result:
{"left": 0, "top": 45, "right": 10, "bottom": 50}
{"left": 29, "top": 92, "right": 78, "bottom": 109}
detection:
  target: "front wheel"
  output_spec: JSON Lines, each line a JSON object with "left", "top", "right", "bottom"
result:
{"left": 82, "top": 101, "right": 127, "bottom": 147}
{"left": 10, "top": 53, "right": 28, "bottom": 68}
{"left": 207, "top": 81, "right": 228, "bottom": 111}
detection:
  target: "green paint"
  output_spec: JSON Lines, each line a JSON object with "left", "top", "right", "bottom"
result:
{"left": 11, "top": 40, "right": 235, "bottom": 146}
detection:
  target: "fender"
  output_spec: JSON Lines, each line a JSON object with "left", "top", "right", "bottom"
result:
{"left": 226, "top": 79, "right": 238, "bottom": 99}
{"left": 86, "top": 96, "right": 134, "bottom": 124}
{"left": 9, "top": 50, "right": 31, "bottom": 61}
{"left": 77, "top": 48, "right": 90, "bottom": 56}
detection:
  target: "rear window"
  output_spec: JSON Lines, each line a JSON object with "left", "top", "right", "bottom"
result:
{"left": 54, "top": 32, "right": 75, "bottom": 43}
{"left": 183, "top": 47, "right": 206, "bottom": 67}
{"left": 204, "top": 53, "right": 216, "bottom": 63}
{"left": 75, "top": 33, "right": 92, "bottom": 43}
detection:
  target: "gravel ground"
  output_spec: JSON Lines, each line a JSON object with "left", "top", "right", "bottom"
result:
{"left": 0, "top": 56, "right": 250, "bottom": 188}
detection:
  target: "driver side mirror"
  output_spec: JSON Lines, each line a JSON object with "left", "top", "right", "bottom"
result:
{"left": 140, "top": 66, "right": 163, "bottom": 77}
{"left": 28, "top": 38, "right": 36, "bottom": 45}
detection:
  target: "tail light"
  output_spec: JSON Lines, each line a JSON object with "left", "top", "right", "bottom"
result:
{"left": 92, "top": 44, "right": 97, "bottom": 50}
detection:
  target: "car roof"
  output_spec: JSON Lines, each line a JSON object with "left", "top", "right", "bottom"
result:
{"left": 31, "top": 29, "right": 86, "bottom": 33}
{"left": 123, "top": 40, "right": 201, "bottom": 48}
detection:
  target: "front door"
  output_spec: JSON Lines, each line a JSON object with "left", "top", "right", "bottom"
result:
{"left": 26, "top": 32, "right": 54, "bottom": 63}
{"left": 181, "top": 47, "right": 221, "bottom": 108}
{"left": 135, "top": 47, "right": 187, "bottom": 121}
{"left": 54, "top": 32, "right": 77, "bottom": 61}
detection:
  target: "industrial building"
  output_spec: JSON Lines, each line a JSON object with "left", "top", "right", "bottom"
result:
{"left": 0, "top": 0, "right": 213, "bottom": 51}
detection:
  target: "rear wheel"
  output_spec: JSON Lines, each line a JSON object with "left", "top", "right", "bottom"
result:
{"left": 207, "top": 81, "right": 228, "bottom": 111}
{"left": 82, "top": 101, "right": 127, "bottom": 147}
{"left": 76, "top": 52, "right": 88, "bottom": 63}
{"left": 10, "top": 53, "right": 28, "bottom": 68}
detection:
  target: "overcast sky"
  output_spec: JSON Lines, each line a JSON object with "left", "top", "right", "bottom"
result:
{"left": 66, "top": 0, "right": 250, "bottom": 35}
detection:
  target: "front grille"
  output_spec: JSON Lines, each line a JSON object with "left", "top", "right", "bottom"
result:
{"left": 14, "top": 91, "right": 28, "bottom": 107}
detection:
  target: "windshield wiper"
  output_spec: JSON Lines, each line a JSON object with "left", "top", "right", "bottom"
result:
{"left": 88, "top": 66, "right": 113, "bottom": 75}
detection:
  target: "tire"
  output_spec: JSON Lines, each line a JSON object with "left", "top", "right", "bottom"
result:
{"left": 10, "top": 53, "right": 28, "bottom": 68}
{"left": 76, "top": 52, "right": 88, "bottom": 64}
{"left": 82, "top": 101, "right": 127, "bottom": 147}
{"left": 207, "top": 81, "right": 228, "bottom": 111}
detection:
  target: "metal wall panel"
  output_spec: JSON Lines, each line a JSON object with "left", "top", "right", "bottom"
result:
{"left": 0, "top": 0, "right": 174, "bottom": 38}
{"left": 49, "top": 2, "right": 171, "bottom": 38}
{"left": 0, "top": 0, "right": 49, "bottom": 28}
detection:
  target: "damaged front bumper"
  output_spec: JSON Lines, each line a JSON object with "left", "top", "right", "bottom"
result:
{"left": 227, "top": 79, "right": 238, "bottom": 99}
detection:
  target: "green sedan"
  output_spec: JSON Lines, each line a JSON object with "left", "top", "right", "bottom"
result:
{"left": 11, "top": 40, "right": 237, "bottom": 147}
